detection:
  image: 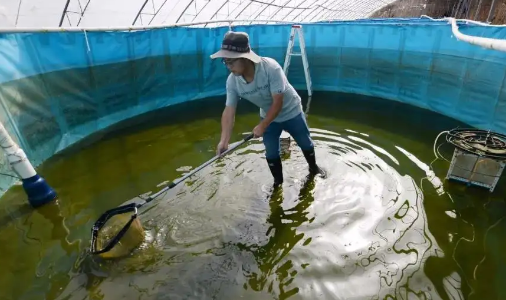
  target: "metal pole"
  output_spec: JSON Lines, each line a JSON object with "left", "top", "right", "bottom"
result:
{"left": 0, "top": 19, "right": 298, "bottom": 33}
{"left": 77, "top": 0, "right": 93, "bottom": 27}
{"left": 149, "top": 0, "right": 169, "bottom": 25}
{"left": 486, "top": 0, "right": 498, "bottom": 23}
{"left": 473, "top": 0, "right": 484, "bottom": 20}
{"left": 132, "top": 0, "right": 149, "bottom": 26}
{"left": 175, "top": 0, "right": 195, "bottom": 24}
{"left": 58, "top": 0, "right": 72, "bottom": 27}
{"left": 466, "top": 0, "right": 474, "bottom": 19}
{"left": 454, "top": 0, "right": 463, "bottom": 18}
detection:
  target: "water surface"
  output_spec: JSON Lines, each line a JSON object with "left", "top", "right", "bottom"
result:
{"left": 0, "top": 92, "right": 505, "bottom": 300}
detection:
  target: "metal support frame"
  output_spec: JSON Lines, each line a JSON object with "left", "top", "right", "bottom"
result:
{"left": 487, "top": 0, "right": 499, "bottom": 23}
{"left": 133, "top": 0, "right": 171, "bottom": 26}
{"left": 59, "top": 0, "right": 72, "bottom": 27}
{"left": 132, "top": 0, "right": 149, "bottom": 26}
{"left": 466, "top": 0, "right": 499, "bottom": 23}
{"left": 34, "top": 0, "right": 403, "bottom": 30}
{"left": 1, "top": 19, "right": 298, "bottom": 33}
{"left": 58, "top": 0, "right": 92, "bottom": 27}
{"left": 473, "top": 0, "right": 484, "bottom": 20}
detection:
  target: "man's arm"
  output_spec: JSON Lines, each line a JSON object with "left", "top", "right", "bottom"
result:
{"left": 220, "top": 105, "right": 236, "bottom": 145}
{"left": 219, "top": 76, "right": 239, "bottom": 145}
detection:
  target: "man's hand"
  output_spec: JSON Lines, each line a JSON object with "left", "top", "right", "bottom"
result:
{"left": 216, "top": 140, "right": 228, "bottom": 156}
{"left": 249, "top": 64, "right": 286, "bottom": 139}
{"left": 253, "top": 123, "right": 267, "bottom": 138}
{"left": 254, "top": 94, "right": 283, "bottom": 137}
{"left": 217, "top": 106, "right": 235, "bottom": 156}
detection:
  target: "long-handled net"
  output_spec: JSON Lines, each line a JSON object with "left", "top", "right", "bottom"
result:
{"left": 90, "top": 133, "right": 254, "bottom": 259}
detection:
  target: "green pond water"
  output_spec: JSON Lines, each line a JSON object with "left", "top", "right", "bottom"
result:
{"left": 0, "top": 92, "right": 505, "bottom": 300}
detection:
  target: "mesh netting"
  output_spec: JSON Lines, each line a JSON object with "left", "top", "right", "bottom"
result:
{"left": 94, "top": 213, "right": 145, "bottom": 259}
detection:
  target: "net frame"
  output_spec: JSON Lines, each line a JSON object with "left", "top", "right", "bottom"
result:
{"left": 90, "top": 203, "right": 139, "bottom": 255}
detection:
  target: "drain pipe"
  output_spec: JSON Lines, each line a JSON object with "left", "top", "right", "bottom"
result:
{"left": 0, "top": 122, "right": 56, "bottom": 207}
{"left": 449, "top": 17, "right": 506, "bottom": 52}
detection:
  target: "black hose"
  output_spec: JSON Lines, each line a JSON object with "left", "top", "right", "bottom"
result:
{"left": 446, "top": 128, "right": 506, "bottom": 160}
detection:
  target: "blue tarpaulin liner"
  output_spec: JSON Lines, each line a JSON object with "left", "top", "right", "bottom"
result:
{"left": 0, "top": 17, "right": 506, "bottom": 193}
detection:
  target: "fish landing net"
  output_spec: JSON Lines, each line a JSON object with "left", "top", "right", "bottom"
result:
{"left": 444, "top": 128, "right": 506, "bottom": 192}
{"left": 89, "top": 133, "right": 254, "bottom": 259}
{"left": 91, "top": 203, "right": 145, "bottom": 259}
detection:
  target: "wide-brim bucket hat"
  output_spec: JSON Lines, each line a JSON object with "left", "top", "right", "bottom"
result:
{"left": 210, "top": 31, "right": 261, "bottom": 63}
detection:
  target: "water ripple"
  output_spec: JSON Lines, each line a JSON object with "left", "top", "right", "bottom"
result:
{"left": 62, "top": 127, "right": 447, "bottom": 300}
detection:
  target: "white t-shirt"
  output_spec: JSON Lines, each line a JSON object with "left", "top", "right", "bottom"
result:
{"left": 225, "top": 57, "right": 303, "bottom": 123}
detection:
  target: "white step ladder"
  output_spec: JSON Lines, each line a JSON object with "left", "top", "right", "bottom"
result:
{"left": 283, "top": 25, "right": 313, "bottom": 116}
{"left": 283, "top": 25, "right": 313, "bottom": 98}
{"left": 279, "top": 25, "right": 313, "bottom": 156}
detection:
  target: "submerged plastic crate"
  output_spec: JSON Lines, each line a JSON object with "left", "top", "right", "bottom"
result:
{"left": 446, "top": 148, "right": 505, "bottom": 192}
{"left": 445, "top": 129, "right": 506, "bottom": 192}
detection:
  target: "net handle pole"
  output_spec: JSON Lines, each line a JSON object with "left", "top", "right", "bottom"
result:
{"left": 89, "top": 133, "right": 254, "bottom": 255}
{"left": 139, "top": 133, "right": 255, "bottom": 205}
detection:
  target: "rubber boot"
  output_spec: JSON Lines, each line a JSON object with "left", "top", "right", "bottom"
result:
{"left": 266, "top": 157, "right": 284, "bottom": 186}
{"left": 302, "top": 149, "right": 327, "bottom": 178}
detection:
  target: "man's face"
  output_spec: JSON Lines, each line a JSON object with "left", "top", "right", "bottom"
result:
{"left": 222, "top": 58, "right": 244, "bottom": 76}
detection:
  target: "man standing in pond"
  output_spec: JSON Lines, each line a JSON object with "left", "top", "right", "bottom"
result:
{"left": 211, "top": 31, "right": 326, "bottom": 186}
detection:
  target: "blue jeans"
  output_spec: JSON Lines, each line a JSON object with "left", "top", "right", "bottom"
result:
{"left": 262, "top": 113, "right": 314, "bottom": 160}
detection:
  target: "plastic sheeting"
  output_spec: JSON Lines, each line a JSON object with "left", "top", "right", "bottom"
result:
{"left": 0, "top": 0, "right": 397, "bottom": 28}
{"left": 0, "top": 17, "right": 506, "bottom": 194}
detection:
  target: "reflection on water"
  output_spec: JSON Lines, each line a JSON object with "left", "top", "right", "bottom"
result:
{"left": 0, "top": 94, "right": 505, "bottom": 300}
{"left": 235, "top": 176, "right": 316, "bottom": 300}
{"left": 56, "top": 127, "right": 441, "bottom": 300}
